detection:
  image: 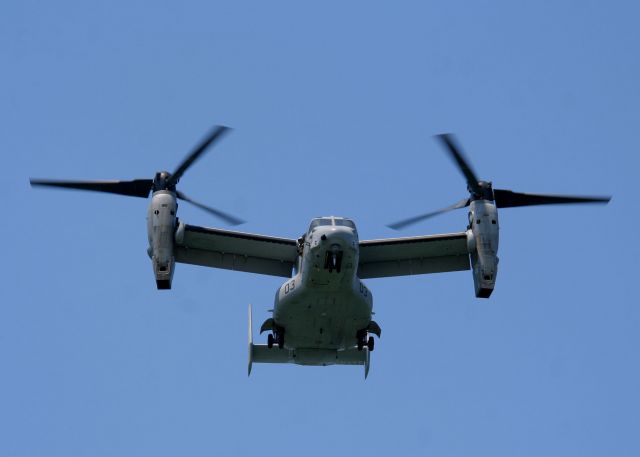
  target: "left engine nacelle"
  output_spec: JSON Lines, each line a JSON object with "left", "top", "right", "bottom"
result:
{"left": 466, "top": 200, "right": 499, "bottom": 298}
{"left": 146, "top": 191, "right": 177, "bottom": 289}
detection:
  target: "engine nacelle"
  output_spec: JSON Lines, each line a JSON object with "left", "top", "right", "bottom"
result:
{"left": 146, "top": 191, "right": 177, "bottom": 289}
{"left": 467, "top": 200, "right": 499, "bottom": 298}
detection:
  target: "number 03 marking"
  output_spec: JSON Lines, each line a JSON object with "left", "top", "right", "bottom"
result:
{"left": 284, "top": 280, "right": 295, "bottom": 294}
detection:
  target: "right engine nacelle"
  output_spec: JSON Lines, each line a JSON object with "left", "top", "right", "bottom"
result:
{"left": 466, "top": 200, "right": 499, "bottom": 298}
{"left": 146, "top": 190, "right": 177, "bottom": 289}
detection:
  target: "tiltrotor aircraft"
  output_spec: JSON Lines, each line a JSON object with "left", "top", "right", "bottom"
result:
{"left": 30, "top": 126, "right": 610, "bottom": 378}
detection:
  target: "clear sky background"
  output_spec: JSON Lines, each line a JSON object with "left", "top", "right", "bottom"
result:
{"left": 2, "top": 1, "right": 639, "bottom": 456}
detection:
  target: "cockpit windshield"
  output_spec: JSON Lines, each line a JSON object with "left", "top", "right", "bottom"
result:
{"left": 308, "top": 217, "right": 357, "bottom": 233}
{"left": 334, "top": 218, "right": 356, "bottom": 229}
{"left": 308, "top": 218, "right": 333, "bottom": 231}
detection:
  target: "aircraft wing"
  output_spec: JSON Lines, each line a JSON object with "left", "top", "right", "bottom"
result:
{"left": 174, "top": 223, "right": 298, "bottom": 277}
{"left": 358, "top": 232, "right": 470, "bottom": 279}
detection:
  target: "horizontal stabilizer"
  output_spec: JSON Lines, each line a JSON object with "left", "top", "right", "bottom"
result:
{"left": 250, "top": 344, "right": 371, "bottom": 378}
{"left": 251, "top": 345, "right": 293, "bottom": 364}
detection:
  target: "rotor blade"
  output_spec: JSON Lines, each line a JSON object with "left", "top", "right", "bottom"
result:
{"left": 494, "top": 189, "right": 611, "bottom": 208}
{"left": 176, "top": 191, "right": 245, "bottom": 226}
{"left": 435, "top": 134, "right": 481, "bottom": 194}
{"left": 388, "top": 197, "right": 470, "bottom": 230}
{"left": 30, "top": 178, "right": 153, "bottom": 198}
{"left": 168, "top": 125, "right": 231, "bottom": 187}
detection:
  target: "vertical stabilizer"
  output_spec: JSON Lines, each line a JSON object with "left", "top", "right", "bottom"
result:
{"left": 364, "top": 348, "right": 370, "bottom": 379}
{"left": 248, "top": 304, "right": 254, "bottom": 376}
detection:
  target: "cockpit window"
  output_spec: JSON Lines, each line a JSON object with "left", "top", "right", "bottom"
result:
{"left": 309, "top": 218, "right": 333, "bottom": 230}
{"left": 334, "top": 219, "right": 356, "bottom": 229}
{"left": 308, "top": 217, "right": 357, "bottom": 233}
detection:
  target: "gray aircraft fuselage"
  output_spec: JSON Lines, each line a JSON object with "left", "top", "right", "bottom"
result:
{"left": 272, "top": 217, "right": 373, "bottom": 351}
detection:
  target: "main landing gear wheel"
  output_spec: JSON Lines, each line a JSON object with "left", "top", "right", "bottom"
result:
{"left": 268, "top": 329, "right": 285, "bottom": 349}
{"left": 357, "top": 330, "right": 374, "bottom": 351}
{"left": 367, "top": 336, "right": 375, "bottom": 351}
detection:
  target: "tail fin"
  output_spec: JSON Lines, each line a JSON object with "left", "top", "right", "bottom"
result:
{"left": 248, "top": 304, "right": 254, "bottom": 376}
{"left": 364, "top": 348, "right": 370, "bottom": 379}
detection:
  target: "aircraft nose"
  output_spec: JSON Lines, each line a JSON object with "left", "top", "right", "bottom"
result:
{"left": 321, "top": 227, "right": 356, "bottom": 249}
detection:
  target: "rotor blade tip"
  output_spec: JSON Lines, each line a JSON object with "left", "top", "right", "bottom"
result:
{"left": 214, "top": 125, "right": 233, "bottom": 135}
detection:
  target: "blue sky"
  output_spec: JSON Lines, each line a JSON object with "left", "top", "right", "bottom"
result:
{"left": 2, "top": 1, "right": 639, "bottom": 456}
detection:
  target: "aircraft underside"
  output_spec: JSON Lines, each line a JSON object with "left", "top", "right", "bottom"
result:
{"left": 273, "top": 286, "right": 372, "bottom": 350}
{"left": 248, "top": 302, "right": 377, "bottom": 378}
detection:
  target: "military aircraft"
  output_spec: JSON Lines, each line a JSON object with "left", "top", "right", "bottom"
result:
{"left": 30, "top": 126, "right": 610, "bottom": 378}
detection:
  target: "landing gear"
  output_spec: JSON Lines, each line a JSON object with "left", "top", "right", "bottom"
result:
{"left": 357, "top": 330, "right": 365, "bottom": 351}
{"left": 268, "top": 328, "right": 285, "bottom": 349}
{"left": 367, "top": 336, "right": 374, "bottom": 351}
{"left": 357, "top": 330, "right": 375, "bottom": 352}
